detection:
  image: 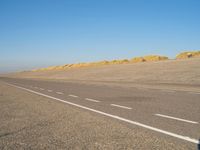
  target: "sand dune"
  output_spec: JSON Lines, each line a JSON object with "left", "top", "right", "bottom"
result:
{"left": 32, "top": 55, "right": 168, "bottom": 72}
{"left": 176, "top": 51, "right": 200, "bottom": 59}
{"left": 3, "top": 51, "right": 200, "bottom": 91}
{"left": 31, "top": 51, "right": 200, "bottom": 72}
{"left": 6, "top": 58, "right": 200, "bottom": 90}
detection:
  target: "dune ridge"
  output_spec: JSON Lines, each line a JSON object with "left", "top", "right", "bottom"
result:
{"left": 32, "top": 51, "right": 199, "bottom": 72}
{"left": 4, "top": 51, "right": 200, "bottom": 92}
{"left": 32, "top": 55, "right": 169, "bottom": 72}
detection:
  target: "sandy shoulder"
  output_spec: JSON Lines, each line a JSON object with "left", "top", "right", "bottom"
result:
{"left": 5, "top": 58, "right": 200, "bottom": 92}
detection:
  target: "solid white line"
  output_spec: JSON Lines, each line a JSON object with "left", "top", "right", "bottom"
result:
{"left": 85, "top": 98, "right": 100, "bottom": 103}
{"left": 47, "top": 90, "right": 53, "bottom": 92}
{"left": 155, "top": 114, "right": 199, "bottom": 124}
{"left": 111, "top": 104, "right": 132, "bottom": 110}
{"left": 5, "top": 82, "right": 199, "bottom": 144}
{"left": 40, "top": 88, "right": 44, "bottom": 90}
{"left": 68, "top": 94, "right": 78, "bottom": 98}
{"left": 56, "top": 92, "right": 63, "bottom": 95}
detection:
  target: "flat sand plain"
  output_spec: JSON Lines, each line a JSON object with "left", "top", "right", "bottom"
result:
{"left": 4, "top": 58, "right": 200, "bottom": 92}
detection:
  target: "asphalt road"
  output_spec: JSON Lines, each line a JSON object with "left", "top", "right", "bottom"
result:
{"left": 0, "top": 77, "right": 200, "bottom": 149}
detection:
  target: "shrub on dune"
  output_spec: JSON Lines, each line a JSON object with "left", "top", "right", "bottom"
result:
{"left": 131, "top": 57, "right": 146, "bottom": 63}
{"left": 143, "top": 55, "right": 168, "bottom": 61}
{"left": 131, "top": 55, "right": 168, "bottom": 63}
{"left": 176, "top": 51, "right": 200, "bottom": 59}
{"left": 63, "top": 64, "right": 70, "bottom": 69}
{"left": 110, "top": 60, "right": 118, "bottom": 64}
{"left": 119, "top": 59, "right": 129, "bottom": 64}
{"left": 109, "top": 59, "right": 129, "bottom": 64}
{"left": 96, "top": 60, "right": 110, "bottom": 65}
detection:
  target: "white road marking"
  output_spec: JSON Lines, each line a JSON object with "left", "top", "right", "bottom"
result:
{"left": 56, "top": 92, "right": 63, "bottom": 95}
{"left": 47, "top": 90, "right": 53, "bottom": 92}
{"left": 68, "top": 94, "right": 79, "bottom": 98}
{"left": 155, "top": 114, "right": 199, "bottom": 124}
{"left": 188, "top": 92, "right": 200, "bottom": 95}
{"left": 40, "top": 88, "right": 44, "bottom": 90}
{"left": 85, "top": 98, "right": 100, "bottom": 103}
{"left": 163, "top": 90, "right": 175, "bottom": 93}
{"left": 5, "top": 82, "right": 199, "bottom": 144}
{"left": 111, "top": 104, "right": 132, "bottom": 110}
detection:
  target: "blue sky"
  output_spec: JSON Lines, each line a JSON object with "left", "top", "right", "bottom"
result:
{"left": 0, "top": 0, "right": 200, "bottom": 73}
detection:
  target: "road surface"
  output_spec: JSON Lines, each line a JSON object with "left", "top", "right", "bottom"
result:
{"left": 0, "top": 77, "right": 199, "bottom": 149}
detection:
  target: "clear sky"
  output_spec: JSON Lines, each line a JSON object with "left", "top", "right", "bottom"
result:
{"left": 0, "top": 0, "right": 200, "bottom": 73}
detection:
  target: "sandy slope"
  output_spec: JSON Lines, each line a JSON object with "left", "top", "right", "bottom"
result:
{"left": 4, "top": 58, "right": 200, "bottom": 91}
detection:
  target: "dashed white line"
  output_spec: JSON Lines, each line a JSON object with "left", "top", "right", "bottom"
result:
{"left": 162, "top": 90, "right": 175, "bottom": 93}
{"left": 188, "top": 92, "right": 200, "bottom": 95}
{"left": 56, "top": 92, "right": 63, "bottom": 95}
{"left": 47, "top": 90, "right": 53, "bottom": 92}
{"left": 4, "top": 83, "right": 199, "bottom": 144}
{"left": 111, "top": 104, "right": 132, "bottom": 110}
{"left": 85, "top": 98, "right": 100, "bottom": 103}
{"left": 155, "top": 114, "right": 199, "bottom": 124}
{"left": 68, "top": 94, "right": 79, "bottom": 98}
{"left": 39, "top": 88, "right": 44, "bottom": 90}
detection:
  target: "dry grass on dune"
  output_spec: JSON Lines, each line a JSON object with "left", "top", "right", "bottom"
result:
{"left": 7, "top": 51, "right": 200, "bottom": 90}
{"left": 109, "top": 59, "right": 129, "bottom": 65}
{"left": 176, "top": 51, "right": 200, "bottom": 59}
{"left": 32, "top": 55, "right": 168, "bottom": 71}
{"left": 143, "top": 55, "right": 168, "bottom": 61}
{"left": 131, "top": 57, "right": 146, "bottom": 63}
{"left": 31, "top": 51, "right": 200, "bottom": 72}
{"left": 131, "top": 55, "right": 168, "bottom": 63}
